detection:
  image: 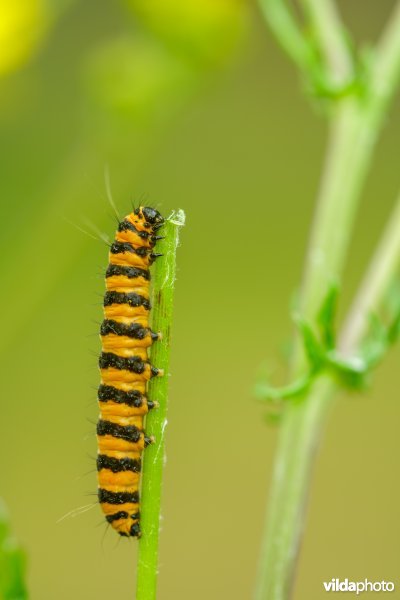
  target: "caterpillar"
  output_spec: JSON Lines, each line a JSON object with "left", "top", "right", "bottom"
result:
{"left": 97, "top": 206, "right": 164, "bottom": 537}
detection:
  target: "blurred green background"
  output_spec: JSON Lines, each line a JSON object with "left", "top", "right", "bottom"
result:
{"left": 1, "top": 1, "right": 399, "bottom": 598}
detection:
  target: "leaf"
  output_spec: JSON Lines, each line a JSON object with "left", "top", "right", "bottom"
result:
{"left": 255, "top": 373, "right": 312, "bottom": 402}
{"left": 317, "top": 283, "right": 339, "bottom": 349}
{"left": 293, "top": 314, "right": 325, "bottom": 371}
{"left": 326, "top": 351, "right": 367, "bottom": 389}
{"left": 388, "top": 312, "right": 400, "bottom": 345}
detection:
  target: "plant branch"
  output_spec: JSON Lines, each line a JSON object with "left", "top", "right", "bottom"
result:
{"left": 136, "top": 210, "right": 185, "bottom": 600}
{"left": 297, "top": 102, "right": 361, "bottom": 328}
{"left": 255, "top": 101, "right": 367, "bottom": 600}
{"left": 371, "top": 0, "right": 400, "bottom": 110}
{"left": 255, "top": 3, "right": 400, "bottom": 598}
{"left": 300, "top": 0, "right": 353, "bottom": 85}
{"left": 340, "top": 194, "right": 400, "bottom": 355}
{"left": 258, "top": 0, "right": 314, "bottom": 72}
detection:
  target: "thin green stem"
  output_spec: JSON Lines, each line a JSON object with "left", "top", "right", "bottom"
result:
{"left": 136, "top": 210, "right": 185, "bottom": 600}
{"left": 371, "top": 0, "right": 400, "bottom": 108}
{"left": 258, "top": 0, "right": 354, "bottom": 91}
{"left": 300, "top": 0, "right": 353, "bottom": 85}
{"left": 255, "top": 2, "right": 400, "bottom": 598}
{"left": 340, "top": 194, "right": 400, "bottom": 355}
{"left": 258, "top": 0, "right": 314, "bottom": 72}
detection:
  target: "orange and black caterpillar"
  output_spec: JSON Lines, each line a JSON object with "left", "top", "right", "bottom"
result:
{"left": 97, "top": 206, "right": 164, "bottom": 537}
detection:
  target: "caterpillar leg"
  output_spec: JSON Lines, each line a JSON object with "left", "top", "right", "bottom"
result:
{"left": 147, "top": 399, "right": 159, "bottom": 410}
{"left": 151, "top": 366, "right": 164, "bottom": 377}
{"left": 144, "top": 434, "right": 156, "bottom": 446}
{"left": 150, "top": 330, "right": 162, "bottom": 341}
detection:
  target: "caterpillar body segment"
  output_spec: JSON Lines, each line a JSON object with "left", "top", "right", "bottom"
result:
{"left": 97, "top": 206, "right": 164, "bottom": 537}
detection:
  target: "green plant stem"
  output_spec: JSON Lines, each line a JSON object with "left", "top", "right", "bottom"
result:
{"left": 256, "top": 188, "right": 400, "bottom": 600}
{"left": 0, "top": 499, "right": 28, "bottom": 600}
{"left": 256, "top": 3, "right": 400, "bottom": 598}
{"left": 300, "top": 0, "right": 352, "bottom": 84}
{"left": 371, "top": 1, "right": 400, "bottom": 105}
{"left": 258, "top": 0, "right": 314, "bottom": 72}
{"left": 296, "top": 101, "right": 367, "bottom": 340}
{"left": 340, "top": 194, "right": 400, "bottom": 355}
{"left": 255, "top": 102, "right": 367, "bottom": 600}
{"left": 255, "top": 110, "right": 397, "bottom": 600}
{"left": 136, "top": 210, "right": 185, "bottom": 600}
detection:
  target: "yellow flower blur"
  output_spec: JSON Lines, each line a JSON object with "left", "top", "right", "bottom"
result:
{"left": 0, "top": 0, "right": 48, "bottom": 76}
{"left": 125, "top": 0, "right": 247, "bottom": 66}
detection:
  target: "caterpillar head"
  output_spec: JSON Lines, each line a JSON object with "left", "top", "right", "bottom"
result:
{"left": 134, "top": 206, "right": 164, "bottom": 231}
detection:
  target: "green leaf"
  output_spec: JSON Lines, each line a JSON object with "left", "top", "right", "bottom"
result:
{"left": 327, "top": 351, "right": 368, "bottom": 390}
{"left": 255, "top": 373, "right": 312, "bottom": 402}
{"left": 317, "top": 283, "right": 339, "bottom": 349}
{"left": 293, "top": 314, "right": 325, "bottom": 371}
{"left": 387, "top": 309, "right": 400, "bottom": 344}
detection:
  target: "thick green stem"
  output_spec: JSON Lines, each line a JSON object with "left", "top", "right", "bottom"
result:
{"left": 255, "top": 100, "right": 369, "bottom": 600}
{"left": 297, "top": 101, "right": 367, "bottom": 336}
{"left": 256, "top": 375, "right": 335, "bottom": 600}
{"left": 136, "top": 210, "right": 185, "bottom": 600}
{"left": 255, "top": 3, "right": 400, "bottom": 598}
{"left": 256, "top": 186, "right": 400, "bottom": 600}
{"left": 254, "top": 109, "right": 396, "bottom": 600}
